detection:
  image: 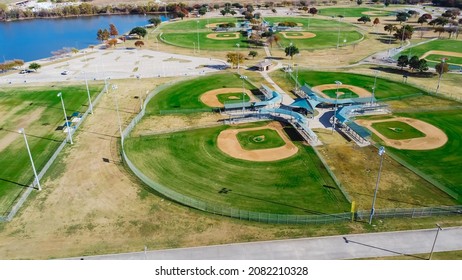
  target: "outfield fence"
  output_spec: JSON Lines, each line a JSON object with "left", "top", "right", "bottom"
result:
{"left": 119, "top": 81, "right": 462, "bottom": 224}
{"left": 0, "top": 84, "right": 108, "bottom": 222}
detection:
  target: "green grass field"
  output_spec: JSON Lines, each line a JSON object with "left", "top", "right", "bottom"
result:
{"left": 425, "top": 54, "right": 462, "bottom": 66}
{"left": 369, "top": 110, "right": 462, "bottom": 202}
{"left": 159, "top": 17, "right": 363, "bottom": 50}
{"left": 124, "top": 122, "right": 350, "bottom": 214}
{"left": 236, "top": 129, "right": 286, "bottom": 150}
{"left": 216, "top": 93, "right": 250, "bottom": 105}
{"left": 318, "top": 7, "right": 392, "bottom": 17}
{"left": 397, "top": 40, "right": 462, "bottom": 59}
{"left": 371, "top": 121, "right": 426, "bottom": 140}
{"left": 0, "top": 84, "right": 102, "bottom": 214}
{"left": 270, "top": 70, "right": 425, "bottom": 100}
{"left": 322, "top": 88, "right": 359, "bottom": 99}
{"left": 146, "top": 74, "right": 256, "bottom": 114}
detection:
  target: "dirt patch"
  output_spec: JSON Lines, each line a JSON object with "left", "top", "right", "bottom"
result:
{"left": 205, "top": 22, "right": 230, "bottom": 28}
{"left": 200, "top": 87, "right": 257, "bottom": 107}
{"left": 217, "top": 122, "right": 298, "bottom": 162}
{"left": 206, "top": 32, "right": 240, "bottom": 40}
{"left": 312, "top": 84, "right": 372, "bottom": 98}
{"left": 356, "top": 117, "right": 448, "bottom": 150}
{"left": 280, "top": 32, "right": 316, "bottom": 39}
{"left": 420, "top": 50, "right": 462, "bottom": 62}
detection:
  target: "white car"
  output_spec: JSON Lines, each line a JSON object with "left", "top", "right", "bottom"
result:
{"left": 61, "top": 70, "right": 69, "bottom": 75}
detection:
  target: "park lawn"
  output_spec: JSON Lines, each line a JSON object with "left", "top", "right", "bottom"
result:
{"left": 272, "top": 70, "right": 425, "bottom": 100}
{"left": 376, "top": 110, "right": 462, "bottom": 203}
{"left": 236, "top": 129, "right": 286, "bottom": 150}
{"left": 425, "top": 54, "right": 462, "bottom": 66}
{"left": 263, "top": 17, "right": 354, "bottom": 29}
{"left": 146, "top": 74, "right": 256, "bottom": 114}
{"left": 371, "top": 121, "right": 426, "bottom": 140}
{"left": 317, "top": 7, "right": 392, "bottom": 17}
{"left": 216, "top": 93, "right": 250, "bottom": 104}
{"left": 397, "top": 40, "right": 462, "bottom": 59}
{"left": 322, "top": 88, "right": 359, "bottom": 99}
{"left": 160, "top": 32, "right": 249, "bottom": 50}
{"left": 159, "top": 17, "right": 238, "bottom": 32}
{"left": 124, "top": 123, "right": 351, "bottom": 214}
{"left": 0, "top": 84, "right": 102, "bottom": 214}
{"left": 277, "top": 30, "right": 363, "bottom": 50}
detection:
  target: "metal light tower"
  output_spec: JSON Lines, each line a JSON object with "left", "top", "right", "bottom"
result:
{"left": 336, "top": 17, "right": 341, "bottom": 49}
{"left": 57, "top": 92, "right": 73, "bottom": 144}
{"left": 112, "top": 84, "right": 124, "bottom": 143}
{"left": 83, "top": 71, "right": 93, "bottom": 114}
{"left": 369, "top": 146, "right": 386, "bottom": 225}
{"left": 435, "top": 58, "right": 446, "bottom": 95}
{"left": 429, "top": 223, "right": 443, "bottom": 260}
{"left": 332, "top": 80, "right": 342, "bottom": 134}
{"left": 371, "top": 70, "right": 379, "bottom": 104}
{"left": 18, "top": 128, "right": 41, "bottom": 191}
{"left": 196, "top": 20, "right": 200, "bottom": 54}
{"left": 240, "top": 75, "right": 248, "bottom": 114}
{"left": 236, "top": 43, "right": 240, "bottom": 74}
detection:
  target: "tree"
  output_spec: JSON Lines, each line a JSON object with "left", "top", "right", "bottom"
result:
{"left": 149, "top": 17, "right": 162, "bottom": 26}
{"left": 384, "top": 24, "right": 397, "bottom": 35}
{"left": 109, "top": 23, "right": 119, "bottom": 38}
{"left": 397, "top": 55, "right": 409, "bottom": 70}
{"left": 384, "top": 0, "right": 390, "bottom": 6}
{"left": 177, "top": 11, "right": 186, "bottom": 19}
{"left": 394, "top": 25, "right": 414, "bottom": 41}
{"left": 309, "top": 7, "right": 318, "bottom": 15}
{"left": 220, "top": 9, "right": 228, "bottom": 16}
{"left": 199, "top": 6, "right": 207, "bottom": 16}
{"left": 373, "top": 18, "right": 380, "bottom": 25}
{"left": 434, "top": 26, "right": 446, "bottom": 38}
{"left": 266, "top": 34, "right": 280, "bottom": 48}
{"left": 357, "top": 0, "right": 363, "bottom": 5}
{"left": 357, "top": 15, "right": 371, "bottom": 24}
{"left": 435, "top": 61, "right": 449, "bottom": 76}
{"left": 226, "top": 52, "right": 244, "bottom": 68}
{"left": 417, "top": 16, "right": 428, "bottom": 26}
{"left": 396, "top": 12, "right": 410, "bottom": 24}
{"left": 107, "top": 38, "right": 118, "bottom": 48}
{"left": 129, "top": 27, "right": 147, "bottom": 38}
{"left": 408, "top": 55, "right": 420, "bottom": 71}
{"left": 134, "top": 40, "right": 144, "bottom": 48}
{"left": 28, "top": 62, "right": 41, "bottom": 72}
{"left": 284, "top": 44, "right": 299, "bottom": 62}
{"left": 415, "top": 59, "right": 429, "bottom": 73}
{"left": 248, "top": 50, "right": 258, "bottom": 59}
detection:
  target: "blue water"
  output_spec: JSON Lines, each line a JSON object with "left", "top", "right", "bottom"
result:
{"left": 0, "top": 15, "right": 166, "bottom": 62}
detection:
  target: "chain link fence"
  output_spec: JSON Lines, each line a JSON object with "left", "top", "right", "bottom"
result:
{"left": 0, "top": 85, "right": 108, "bottom": 222}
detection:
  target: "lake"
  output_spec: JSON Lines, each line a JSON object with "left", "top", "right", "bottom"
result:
{"left": 0, "top": 14, "right": 167, "bottom": 62}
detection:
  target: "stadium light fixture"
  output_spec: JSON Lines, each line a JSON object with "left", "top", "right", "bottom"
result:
{"left": 240, "top": 75, "right": 248, "bottom": 114}
{"left": 371, "top": 70, "right": 379, "bottom": 105}
{"left": 369, "top": 146, "right": 386, "bottom": 225}
{"left": 112, "top": 84, "right": 124, "bottom": 143}
{"left": 236, "top": 43, "right": 240, "bottom": 74}
{"left": 83, "top": 71, "right": 93, "bottom": 114}
{"left": 332, "top": 80, "right": 342, "bottom": 134}
{"left": 18, "top": 128, "right": 41, "bottom": 191}
{"left": 57, "top": 92, "right": 73, "bottom": 144}
{"left": 196, "top": 20, "right": 200, "bottom": 54}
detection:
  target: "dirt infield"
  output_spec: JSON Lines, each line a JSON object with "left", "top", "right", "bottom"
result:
{"left": 280, "top": 32, "right": 316, "bottom": 39}
{"left": 356, "top": 117, "right": 448, "bottom": 150}
{"left": 206, "top": 33, "right": 240, "bottom": 40}
{"left": 200, "top": 88, "right": 257, "bottom": 107}
{"left": 217, "top": 122, "right": 298, "bottom": 162}
{"left": 420, "top": 50, "right": 462, "bottom": 61}
{"left": 312, "top": 84, "right": 372, "bottom": 98}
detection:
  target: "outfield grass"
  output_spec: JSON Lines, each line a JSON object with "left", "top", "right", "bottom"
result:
{"left": 0, "top": 85, "right": 102, "bottom": 214}
{"left": 216, "top": 93, "right": 250, "bottom": 105}
{"left": 372, "top": 110, "right": 462, "bottom": 203}
{"left": 125, "top": 122, "right": 350, "bottom": 214}
{"left": 236, "top": 129, "right": 286, "bottom": 150}
{"left": 318, "top": 7, "right": 392, "bottom": 17}
{"left": 371, "top": 121, "right": 426, "bottom": 140}
{"left": 425, "top": 54, "right": 462, "bottom": 66}
{"left": 322, "top": 88, "right": 359, "bottom": 99}
{"left": 397, "top": 40, "right": 462, "bottom": 59}
{"left": 146, "top": 74, "right": 256, "bottom": 114}
{"left": 270, "top": 70, "right": 425, "bottom": 100}
{"left": 277, "top": 30, "right": 363, "bottom": 50}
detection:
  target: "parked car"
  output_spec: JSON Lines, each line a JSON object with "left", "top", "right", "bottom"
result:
{"left": 19, "top": 69, "right": 33, "bottom": 74}
{"left": 61, "top": 70, "right": 69, "bottom": 75}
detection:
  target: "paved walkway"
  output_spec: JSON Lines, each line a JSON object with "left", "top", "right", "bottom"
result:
{"left": 75, "top": 226, "right": 462, "bottom": 260}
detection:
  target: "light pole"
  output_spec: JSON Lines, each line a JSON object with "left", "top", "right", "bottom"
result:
{"left": 368, "top": 146, "right": 386, "bottom": 225}
{"left": 240, "top": 75, "right": 247, "bottom": 114}
{"left": 371, "top": 70, "right": 379, "bottom": 104}
{"left": 83, "top": 71, "right": 93, "bottom": 114}
{"left": 196, "top": 20, "right": 200, "bottom": 54}
{"left": 332, "top": 80, "right": 342, "bottom": 134}
{"left": 112, "top": 84, "right": 124, "bottom": 143}
{"left": 57, "top": 92, "right": 73, "bottom": 144}
{"left": 336, "top": 17, "right": 341, "bottom": 49}
{"left": 435, "top": 58, "right": 446, "bottom": 95}
{"left": 193, "top": 42, "right": 195, "bottom": 54}
{"left": 429, "top": 223, "right": 443, "bottom": 260}
{"left": 18, "top": 128, "right": 41, "bottom": 191}
{"left": 236, "top": 43, "right": 240, "bottom": 74}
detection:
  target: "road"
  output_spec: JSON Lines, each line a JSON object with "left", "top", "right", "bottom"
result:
{"left": 74, "top": 226, "right": 462, "bottom": 260}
